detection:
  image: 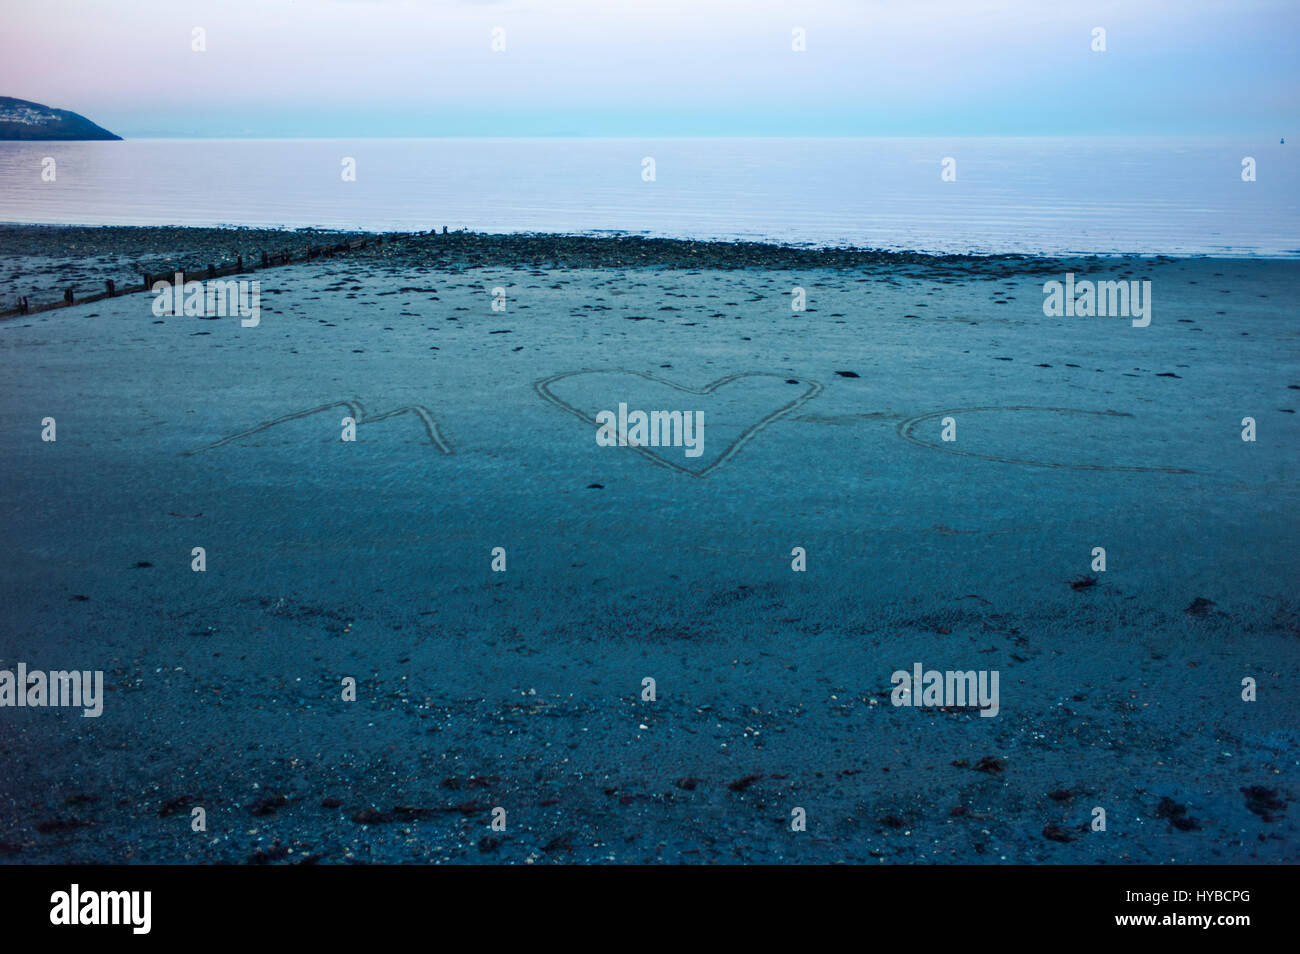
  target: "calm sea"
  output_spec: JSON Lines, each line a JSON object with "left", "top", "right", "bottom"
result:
{"left": 0, "top": 137, "right": 1296, "bottom": 256}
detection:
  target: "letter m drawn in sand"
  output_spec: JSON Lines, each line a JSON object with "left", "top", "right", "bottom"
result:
{"left": 181, "top": 399, "right": 454, "bottom": 456}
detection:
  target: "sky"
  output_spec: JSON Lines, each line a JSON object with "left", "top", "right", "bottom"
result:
{"left": 1, "top": 0, "right": 1296, "bottom": 138}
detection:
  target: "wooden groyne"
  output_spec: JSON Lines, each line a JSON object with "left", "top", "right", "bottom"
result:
{"left": 0, "top": 230, "right": 420, "bottom": 319}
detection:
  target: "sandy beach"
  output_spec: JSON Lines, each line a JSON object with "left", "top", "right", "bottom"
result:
{"left": 0, "top": 226, "right": 1295, "bottom": 864}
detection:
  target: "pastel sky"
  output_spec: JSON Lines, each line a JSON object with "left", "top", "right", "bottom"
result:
{"left": 1, "top": 0, "right": 1296, "bottom": 138}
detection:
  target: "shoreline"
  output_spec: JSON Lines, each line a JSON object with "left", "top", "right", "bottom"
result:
{"left": 0, "top": 223, "right": 1268, "bottom": 312}
{"left": 5, "top": 221, "right": 1292, "bottom": 261}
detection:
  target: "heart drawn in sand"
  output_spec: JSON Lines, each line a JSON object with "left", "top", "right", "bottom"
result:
{"left": 535, "top": 369, "right": 823, "bottom": 477}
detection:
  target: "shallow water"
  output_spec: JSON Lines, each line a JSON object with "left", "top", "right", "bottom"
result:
{"left": 1, "top": 137, "right": 1296, "bottom": 256}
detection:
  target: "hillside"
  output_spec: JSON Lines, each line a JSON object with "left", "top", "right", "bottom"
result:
{"left": 0, "top": 96, "right": 121, "bottom": 140}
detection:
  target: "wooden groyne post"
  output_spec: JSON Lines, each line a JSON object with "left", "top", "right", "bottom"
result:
{"left": 1, "top": 231, "right": 415, "bottom": 319}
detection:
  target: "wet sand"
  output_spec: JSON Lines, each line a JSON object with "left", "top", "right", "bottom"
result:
{"left": 0, "top": 227, "right": 1295, "bottom": 863}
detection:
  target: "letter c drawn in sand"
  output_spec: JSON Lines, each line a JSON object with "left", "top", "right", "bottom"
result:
{"left": 896, "top": 406, "right": 1195, "bottom": 474}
